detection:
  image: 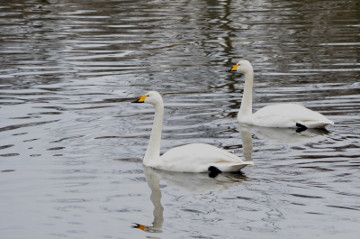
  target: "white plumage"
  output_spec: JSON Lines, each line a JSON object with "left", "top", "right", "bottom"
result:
{"left": 231, "top": 60, "right": 334, "bottom": 128}
{"left": 157, "top": 143, "right": 249, "bottom": 172}
{"left": 132, "top": 91, "right": 252, "bottom": 174}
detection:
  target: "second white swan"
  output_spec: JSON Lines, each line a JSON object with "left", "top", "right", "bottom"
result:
{"left": 231, "top": 60, "right": 334, "bottom": 128}
{"left": 132, "top": 91, "right": 253, "bottom": 176}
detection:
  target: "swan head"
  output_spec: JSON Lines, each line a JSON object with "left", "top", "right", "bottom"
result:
{"left": 231, "top": 60, "right": 253, "bottom": 74}
{"left": 131, "top": 91, "right": 163, "bottom": 106}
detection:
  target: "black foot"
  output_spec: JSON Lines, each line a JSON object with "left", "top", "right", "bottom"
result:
{"left": 208, "top": 166, "right": 222, "bottom": 178}
{"left": 296, "top": 123, "right": 307, "bottom": 133}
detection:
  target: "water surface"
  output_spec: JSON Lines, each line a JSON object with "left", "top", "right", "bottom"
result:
{"left": 1, "top": 0, "right": 359, "bottom": 238}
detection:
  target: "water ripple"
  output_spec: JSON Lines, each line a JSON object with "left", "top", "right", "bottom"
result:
{"left": 0, "top": 0, "right": 359, "bottom": 238}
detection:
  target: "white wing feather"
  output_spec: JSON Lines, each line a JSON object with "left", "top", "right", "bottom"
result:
{"left": 251, "top": 104, "right": 334, "bottom": 128}
{"left": 149, "top": 143, "right": 253, "bottom": 172}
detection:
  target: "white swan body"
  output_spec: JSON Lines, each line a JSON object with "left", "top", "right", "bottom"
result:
{"left": 155, "top": 143, "right": 249, "bottom": 172}
{"left": 231, "top": 60, "right": 334, "bottom": 128}
{"left": 250, "top": 103, "right": 333, "bottom": 128}
{"left": 132, "top": 91, "right": 252, "bottom": 174}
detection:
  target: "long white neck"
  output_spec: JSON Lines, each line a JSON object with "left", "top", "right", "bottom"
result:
{"left": 239, "top": 71, "right": 253, "bottom": 118}
{"left": 144, "top": 102, "right": 164, "bottom": 166}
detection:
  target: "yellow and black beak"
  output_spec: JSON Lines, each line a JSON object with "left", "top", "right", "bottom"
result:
{"left": 131, "top": 94, "right": 147, "bottom": 103}
{"left": 230, "top": 64, "right": 239, "bottom": 71}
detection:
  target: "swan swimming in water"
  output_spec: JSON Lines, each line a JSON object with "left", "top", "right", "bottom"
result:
{"left": 231, "top": 60, "right": 334, "bottom": 129}
{"left": 132, "top": 91, "right": 253, "bottom": 176}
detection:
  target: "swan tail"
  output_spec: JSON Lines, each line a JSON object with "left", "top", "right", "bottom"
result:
{"left": 209, "top": 161, "right": 253, "bottom": 176}
{"left": 296, "top": 120, "right": 334, "bottom": 129}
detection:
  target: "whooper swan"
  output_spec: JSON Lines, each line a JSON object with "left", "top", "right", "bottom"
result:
{"left": 231, "top": 60, "right": 334, "bottom": 129}
{"left": 132, "top": 91, "right": 253, "bottom": 176}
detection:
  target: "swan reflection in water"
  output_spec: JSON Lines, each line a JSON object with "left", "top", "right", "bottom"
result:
{"left": 132, "top": 166, "right": 248, "bottom": 234}
{"left": 238, "top": 123, "right": 330, "bottom": 145}
{"left": 132, "top": 130, "right": 253, "bottom": 234}
{"left": 132, "top": 167, "right": 164, "bottom": 234}
{"left": 132, "top": 123, "right": 330, "bottom": 234}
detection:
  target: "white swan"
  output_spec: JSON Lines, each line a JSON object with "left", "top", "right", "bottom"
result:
{"left": 132, "top": 91, "right": 253, "bottom": 175}
{"left": 231, "top": 60, "right": 334, "bottom": 128}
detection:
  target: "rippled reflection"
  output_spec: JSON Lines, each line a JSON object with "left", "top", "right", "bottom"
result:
{"left": 238, "top": 123, "right": 330, "bottom": 145}
{"left": 134, "top": 165, "right": 248, "bottom": 235}
{"left": 133, "top": 167, "right": 164, "bottom": 234}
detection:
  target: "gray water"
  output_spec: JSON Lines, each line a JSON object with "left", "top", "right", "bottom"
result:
{"left": 0, "top": 0, "right": 359, "bottom": 238}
